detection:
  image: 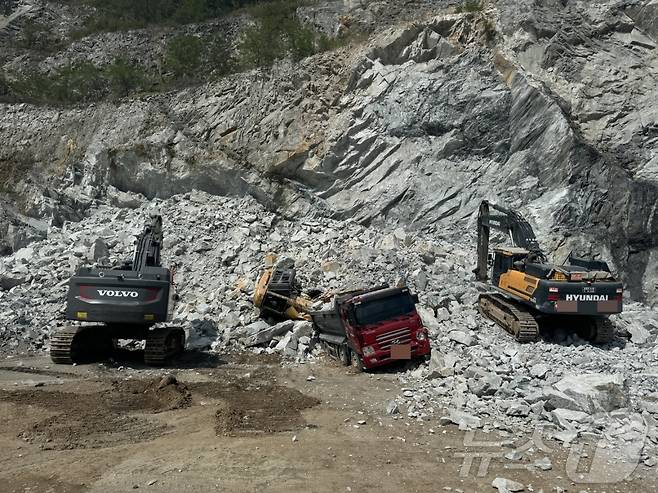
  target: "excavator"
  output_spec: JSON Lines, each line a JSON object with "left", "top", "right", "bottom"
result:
{"left": 253, "top": 259, "right": 315, "bottom": 321}
{"left": 474, "top": 200, "right": 623, "bottom": 343}
{"left": 50, "top": 214, "right": 185, "bottom": 366}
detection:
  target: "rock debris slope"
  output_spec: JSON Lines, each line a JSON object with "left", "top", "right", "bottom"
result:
{"left": 0, "top": 190, "right": 656, "bottom": 459}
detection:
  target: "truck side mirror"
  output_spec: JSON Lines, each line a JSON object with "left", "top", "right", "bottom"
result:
{"left": 412, "top": 294, "right": 419, "bottom": 304}
{"left": 487, "top": 252, "right": 494, "bottom": 266}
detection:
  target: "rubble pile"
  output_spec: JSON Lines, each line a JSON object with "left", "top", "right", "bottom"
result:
{"left": 398, "top": 301, "right": 658, "bottom": 459}
{"left": 0, "top": 189, "right": 476, "bottom": 358}
{"left": 1, "top": 188, "right": 657, "bottom": 458}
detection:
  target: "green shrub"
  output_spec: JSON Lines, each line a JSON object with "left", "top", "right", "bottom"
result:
{"left": 239, "top": 17, "right": 285, "bottom": 67}
{"left": 206, "top": 33, "right": 235, "bottom": 77}
{"left": 106, "top": 58, "right": 150, "bottom": 97}
{"left": 164, "top": 35, "right": 205, "bottom": 78}
{"left": 286, "top": 20, "right": 316, "bottom": 61}
{"left": 18, "top": 20, "right": 64, "bottom": 53}
{"left": 238, "top": 0, "right": 330, "bottom": 68}
{"left": 6, "top": 59, "right": 154, "bottom": 104}
{"left": 456, "top": 0, "right": 483, "bottom": 13}
{"left": 15, "top": 63, "right": 107, "bottom": 103}
{"left": 72, "top": 0, "right": 269, "bottom": 36}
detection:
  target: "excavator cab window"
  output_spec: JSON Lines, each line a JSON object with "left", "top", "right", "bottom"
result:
{"left": 492, "top": 251, "right": 529, "bottom": 285}
{"left": 492, "top": 252, "right": 513, "bottom": 285}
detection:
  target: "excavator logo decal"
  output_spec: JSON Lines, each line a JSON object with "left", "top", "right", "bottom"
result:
{"left": 564, "top": 294, "right": 609, "bottom": 302}
{"left": 97, "top": 289, "right": 139, "bottom": 298}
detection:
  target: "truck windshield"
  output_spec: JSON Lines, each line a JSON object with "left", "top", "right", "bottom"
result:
{"left": 354, "top": 294, "right": 416, "bottom": 326}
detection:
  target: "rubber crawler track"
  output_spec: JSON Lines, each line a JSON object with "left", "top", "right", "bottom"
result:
{"left": 478, "top": 293, "right": 540, "bottom": 342}
{"left": 49, "top": 325, "right": 85, "bottom": 364}
{"left": 593, "top": 317, "right": 615, "bottom": 344}
{"left": 144, "top": 327, "right": 185, "bottom": 366}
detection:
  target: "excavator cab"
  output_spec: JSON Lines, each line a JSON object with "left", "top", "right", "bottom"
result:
{"left": 491, "top": 247, "right": 530, "bottom": 285}
{"left": 253, "top": 258, "right": 314, "bottom": 321}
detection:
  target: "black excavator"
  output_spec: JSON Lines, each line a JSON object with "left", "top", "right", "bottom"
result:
{"left": 50, "top": 214, "right": 185, "bottom": 366}
{"left": 474, "top": 200, "right": 623, "bottom": 343}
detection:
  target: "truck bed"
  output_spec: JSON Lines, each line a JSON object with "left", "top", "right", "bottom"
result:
{"left": 309, "top": 307, "right": 346, "bottom": 339}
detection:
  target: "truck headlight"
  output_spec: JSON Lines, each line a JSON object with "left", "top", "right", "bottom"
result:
{"left": 416, "top": 331, "right": 427, "bottom": 341}
{"left": 363, "top": 346, "right": 375, "bottom": 356}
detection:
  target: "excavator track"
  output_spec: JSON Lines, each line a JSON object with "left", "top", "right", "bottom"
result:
{"left": 50, "top": 325, "right": 84, "bottom": 364}
{"left": 478, "top": 293, "right": 540, "bottom": 343}
{"left": 50, "top": 325, "right": 112, "bottom": 364}
{"left": 144, "top": 327, "right": 185, "bottom": 366}
{"left": 592, "top": 318, "right": 615, "bottom": 344}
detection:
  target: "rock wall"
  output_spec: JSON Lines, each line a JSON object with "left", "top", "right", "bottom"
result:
{"left": 0, "top": 0, "right": 657, "bottom": 303}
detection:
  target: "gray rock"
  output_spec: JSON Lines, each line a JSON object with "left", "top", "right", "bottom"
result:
{"left": 627, "top": 323, "right": 652, "bottom": 345}
{"left": 542, "top": 388, "right": 583, "bottom": 412}
{"left": 551, "top": 408, "right": 590, "bottom": 429}
{"left": 386, "top": 400, "right": 400, "bottom": 415}
{"left": 506, "top": 403, "right": 531, "bottom": 417}
{"left": 0, "top": 275, "right": 24, "bottom": 291}
{"left": 554, "top": 374, "right": 628, "bottom": 414}
{"left": 448, "top": 330, "right": 474, "bottom": 346}
{"left": 89, "top": 238, "right": 110, "bottom": 261}
{"left": 418, "top": 306, "right": 440, "bottom": 332}
{"left": 242, "top": 320, "right": 295, "bottom": 347}
{"left": 293, "top": 320, "right": 314, "bottom": 338}
{"left": 440, "top": 409, "right": 483, "bottom": 430}
{"left": 530, "top": 364, "right": 550, "bottom": 379}
{"left": 534, "top": 457, "right": 552, "bottom": 471}
{"left": 491, "top": 477, "right": 525, "bottom": 493}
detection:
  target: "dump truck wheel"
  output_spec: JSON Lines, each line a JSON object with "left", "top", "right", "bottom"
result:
{"left": 352, "top": 354, "right": 365, "bottom": 373}
{"left": 338, "top": 345, "right": 351, "bottom": 366}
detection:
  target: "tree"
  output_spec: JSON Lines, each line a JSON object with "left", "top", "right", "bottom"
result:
{"left": 206, "top": 33, "right": 234, "bottom": 76}
{"left": 106, "top": 58, "right": 147, "bottom": 97}
{"left": 164, "top": 35, "right": 204, "bottom": 79}
{"left": 239, "top": 18, "right": 285, "bottom": 68}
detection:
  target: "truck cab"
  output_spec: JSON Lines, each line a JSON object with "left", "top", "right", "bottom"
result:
{"left": 312, "top": 286, "right": 431, "bottom": 370}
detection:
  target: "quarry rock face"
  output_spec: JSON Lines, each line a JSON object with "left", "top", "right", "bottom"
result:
{"left": 1, "top": 1, "right": 657, "bottom": 304}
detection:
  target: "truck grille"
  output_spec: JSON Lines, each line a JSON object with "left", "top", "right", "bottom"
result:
{"left": 376, "top": 327, "right": 411, "bottom": 349}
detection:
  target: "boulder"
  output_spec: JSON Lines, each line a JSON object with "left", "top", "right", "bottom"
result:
{"left": 491, "top": 477, "right": 525, "bottom": 493}
{"left": 627, "top": 322, "right": 652, "bottom": 345}
{"left": 448, "top": 330, "right": 474, "bottom": 346}
{"left": 440, "top": 409, "right": 483, "bottom": 430}
{"left": 242, "top": 320, "right": 295, "bottom": 346}
{"left": 554, "top": 373, "right": 628, "bottom": 414}
{"left": 0, "top": 275, "right": 24, "bottom": 291}
{"left": 90, "top": 238, "right": 110, "bottom": 261}
{"left": 417, "top": 306, "right": 440, "bottom": 332}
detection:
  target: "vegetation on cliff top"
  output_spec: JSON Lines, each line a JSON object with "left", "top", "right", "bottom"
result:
{"left": 2, "top": 0, "right": 342, "bottom": 105}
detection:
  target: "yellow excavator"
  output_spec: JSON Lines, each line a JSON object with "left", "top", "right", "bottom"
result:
{"left": 474, "top": 201, "right": 623, "bottom": 343}
{"left": 253, "top": 259, "right": 315, "bottom": 321}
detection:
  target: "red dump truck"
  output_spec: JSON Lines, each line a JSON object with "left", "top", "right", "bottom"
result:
{"left": 310, "top": 285, "right": 431, "bottom": 370}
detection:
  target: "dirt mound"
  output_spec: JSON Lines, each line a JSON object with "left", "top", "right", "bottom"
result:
{"left": 201, "top": 381, "right": 320, "bottom": 435}
{"left": 0, "top": 375, "right": 191, "bottom": 449}
{"left": 107, "top": 375, "right": 192, "bottom": 412}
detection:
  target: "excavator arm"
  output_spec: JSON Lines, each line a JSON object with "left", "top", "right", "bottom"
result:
{"left": 475, "top": 200, "right": 546, "bottom": 281}
{"left": 132, "top": 214, "right": 163, "bottom": 272}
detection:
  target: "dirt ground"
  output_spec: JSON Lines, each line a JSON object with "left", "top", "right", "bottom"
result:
{"left": 0, "top": 351, "right": 655, "bottom": 493}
